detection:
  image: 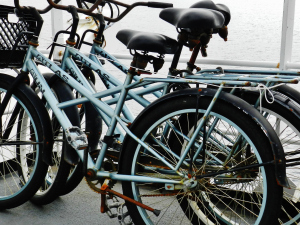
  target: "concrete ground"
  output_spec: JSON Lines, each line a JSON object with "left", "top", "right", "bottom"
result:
{"left": 0, "top": 180, "right": 123, "bottom": 225}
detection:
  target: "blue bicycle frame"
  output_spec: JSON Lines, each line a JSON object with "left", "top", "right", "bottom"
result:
{"left": 22, "top": 43, "right": 255, "bottom": 185}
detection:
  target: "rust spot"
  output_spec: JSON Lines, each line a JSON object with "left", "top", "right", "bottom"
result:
{"left": 58, "top": 51, "right": 63, "bottom": 57}
{"left": 276, "top": 63, "right": 280, "bottom": 68}
{"left": 28, "top": 41, "right": 39, "bottom": 47}
{"left": 245, "top": 81, "right": 251, "bottom": 86}
{"left": 167, "top": 186, "right": 172, "bottom": 189}
{"left": 86, "top": 170, "right": 93, "bottom": 178}
{"left": 66, "top": 39, "right": 76, "bottom": 46}
{"left": 77, "top": 104, "right": 82, "bottom": 108}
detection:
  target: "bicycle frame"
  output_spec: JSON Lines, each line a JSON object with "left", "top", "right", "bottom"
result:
{"left": 41, "top": 38, "right": 300, "bottom": 181}
{"left": 21, "top": 43, "right": 255, "bottom": 185}
{"left": 79, "top": 33, "right": 300, "bottom": 114}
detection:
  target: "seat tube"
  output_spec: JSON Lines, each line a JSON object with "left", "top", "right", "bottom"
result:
{"left": 95, "top": 73, "right": 134, "bottom": 169}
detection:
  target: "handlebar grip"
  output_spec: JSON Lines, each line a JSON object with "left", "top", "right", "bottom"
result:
{"left": 147, "top": 2, "right": 173, "bottom": 8}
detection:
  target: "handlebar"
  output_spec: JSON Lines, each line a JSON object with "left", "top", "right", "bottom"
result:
{"left": 47, "top": 0, "right": 173, "bottom": 22}
{"left": 148, "top": 2, "right": 173, "bottom": 8}
{"left": 14, "top": 0, "right": 61, "bottom": 14}
{"left": 47, "top": 0, "right": 103, "bottom": 15}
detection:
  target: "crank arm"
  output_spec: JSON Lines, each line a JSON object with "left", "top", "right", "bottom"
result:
{"left": 100, "top": 179, "right": 161, "bottom": 217}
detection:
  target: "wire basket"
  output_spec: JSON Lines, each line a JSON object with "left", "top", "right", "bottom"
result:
{"left": 0, "top": 5, "right": 37, "bottom": 68}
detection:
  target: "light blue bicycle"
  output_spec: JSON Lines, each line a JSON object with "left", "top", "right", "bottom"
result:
{"left": 44, "top": 4, "right": 300, "bottom": 225}
{"left": 0, "top": 0, "right": 294, "bottom": 224}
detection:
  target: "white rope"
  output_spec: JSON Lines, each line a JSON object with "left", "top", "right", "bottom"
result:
{"left": 257, "top": 83, "right": 274, "bottom": 113}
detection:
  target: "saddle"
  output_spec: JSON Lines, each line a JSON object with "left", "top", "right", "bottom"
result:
{"left": 116, "top": 0, "right": 231, "bottom": 71}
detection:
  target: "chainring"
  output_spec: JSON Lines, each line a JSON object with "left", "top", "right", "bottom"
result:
{"left": 85, "top": 156, "right": 117, "bottom": 193}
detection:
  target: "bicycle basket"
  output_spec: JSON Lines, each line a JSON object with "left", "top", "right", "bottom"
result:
{"left": 0, "top": 5, "right": 37, "bottom": 68}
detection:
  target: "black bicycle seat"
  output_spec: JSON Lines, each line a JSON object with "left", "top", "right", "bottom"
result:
{"left": 159, "top": 8, "right": 224, "bottom": 30}
{"left": 190, "top": 0, "right": 231, "bottom": 26}
{"left": 116, "top": 29, "right": 179, "bottom": 54}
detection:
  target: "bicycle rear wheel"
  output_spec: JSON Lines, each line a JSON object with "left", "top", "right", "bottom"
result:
{"left": 120, "top": 89, "right": 283, "bottom": 225}
{"left": 0, "top": 74, "right": 51, "bottom": 209}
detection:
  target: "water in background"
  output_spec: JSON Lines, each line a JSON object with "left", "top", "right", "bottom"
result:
{"left": 1, "top": 0, "right": 300, "bottom": 65}
{"left": 1, "top": 2, "right": 300, "bottom": 155}
{"left": 1, "top": 0, "right": 300, "bottom": 115}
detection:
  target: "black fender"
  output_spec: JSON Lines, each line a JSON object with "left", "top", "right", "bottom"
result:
{"left": 83, "top": 80, "right": 102, "bottom": 152}
{"left": 1, "top": 73, "right": 54, "bottom": 166}
{"left": 119, "top": 88, "right": 289, "bottom": 188}
{"left": 32, "top": 73, "right": 81, "bottom": 165}
{"left": 233, "top": 89, "right": 300, "bottom": 119}
{"left": 275, "top": 84, "right": 300, "bottom": 105}
{"left": 40, "top": 73, "right": 102, "bottom": 153}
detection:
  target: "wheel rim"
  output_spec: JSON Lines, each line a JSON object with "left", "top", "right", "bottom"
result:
{"left": 262, "top": 108, "right": 300, "bottom": 224}
{"left": 129, "top": 109, "right": 267, "bottom": 225}
{"left": 0, "top": 89, "right": 39, "bottom": 199}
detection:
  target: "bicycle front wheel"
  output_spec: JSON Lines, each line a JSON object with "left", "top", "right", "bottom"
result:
{"left": 120, "top": 89, "right": 283, "bottom": 225}
{"left": 0, "top": 74, "right": 51, "bottom": 209}
{"left": 30, "top": 76, "right": 80, "bottom": 205}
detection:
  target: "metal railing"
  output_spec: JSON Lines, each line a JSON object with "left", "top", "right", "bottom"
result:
{"left": 49, "top": 0, "right": 300, "bottom": 70}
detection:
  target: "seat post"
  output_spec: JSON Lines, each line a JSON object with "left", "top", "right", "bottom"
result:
{"left": 170, "top": 43, "right": 183, "bottom": 71}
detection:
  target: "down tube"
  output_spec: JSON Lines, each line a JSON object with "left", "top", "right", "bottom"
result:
{"left": 26, "top": 59, "right": 73, "bottom": 130}
{"left": 68, "top": 47, "right": 135, "bottom": 122}
{"left": 30, "top": 48, "right": 117, "bottom": 121}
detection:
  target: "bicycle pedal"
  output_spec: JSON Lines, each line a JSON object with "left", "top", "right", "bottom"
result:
{"left": 64, "top": 127, "right": 88, "bottom": 165}
{"left": 117, "top": 203, "right": 132, "bottom": 225}
{"left": 105, "top": 197, "right": 132, "bottom": 224}
{"left": 99, "top": 59, "right": 105, "bottom": 65}
{"left": 106, "top": 198, "right": 121, "bottom": 218}
{"left": 111, "top": 141, "right": 122, "bottom": 152}
{"left": 65, "top": 126, "right": 88, "bottom": 150}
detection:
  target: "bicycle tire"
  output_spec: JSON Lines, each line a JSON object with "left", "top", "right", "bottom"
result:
{"left": 275, "top": 84, "right": 300, "bottom": 105}
{"left": 0, "top": 73, "right": 52, "bottom": 209}
{"left": 235, "top": 89, "right": 300, "bottom": 224}
{"left": 30, "top": 76, "right": 80, "bottom": 205}
{"left": 60, "top": 79, "right": 102, "bottom": 196}
{"left": 120, "top": 88, "right": 283, "bottom": 224}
